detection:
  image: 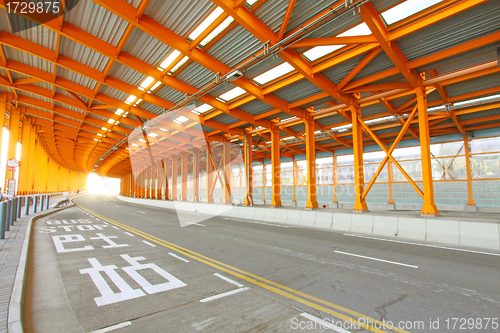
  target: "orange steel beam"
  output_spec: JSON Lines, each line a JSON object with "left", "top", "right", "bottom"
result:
{"left": 362, "top": 106, "right": 419, "bottom": 200}
{"left": 428, "top": 69, "right": 466, "bottom": 135}
{"left": 359, "top": 2, "right": 421, "bottom": 88}
{"left": 277, "top": 0, "right": 296, "bottom": 41}
{"left": 212, "top": 0, "right": 354, "bottom": 107}
{"left": 337, "top": 47, "right": 381, "bottom": 91}
{"left": 378, "top": 98, "right": 419, "bottom": 139}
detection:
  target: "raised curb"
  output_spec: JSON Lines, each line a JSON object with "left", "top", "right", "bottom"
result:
{"left": 7, "top": 199, "right": 77, "bottom": 333}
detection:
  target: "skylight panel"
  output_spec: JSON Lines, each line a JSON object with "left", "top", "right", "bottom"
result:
{"left": 173, "top": 116, "right": 189, "bottom": 124}
{"left": 158, "top": 50, "right": 181, "bottom": 70}
{"left": 193, "top": 104, "right": 213, "bottom": 114}
{"left": 115, "top": 108, "right": 124, "bottom": 115}
{"left": 246, "top": 0, "right": 258, "bottom": 5}
{"left": 160, "top": 128, "right": 169, "bottom": 132}
{"left": 148, "top": 81, "right": 162, "bottom": 93}
{"left": 331, "top": 124, "right": 352, "bottom": 132}
{"left": 97, "top": 133, "right": 103, "bottom": 136}
{"left": 381, "top": 0, "right": 444, "bottom": 25}
{"left": 148, "top": 132, "right": 158, "bottom": 138}
{"left": 131, "top": 143, "right": 138, "bottom": 147}
{"left": 303, "top": 45, "right": 345, "bottom": 61}
{"left": 171, "top": 56, "right": 189, "bottom": 73}
{"left": 219, "top": 87, "right": 246, "bottom": 101}
{"left": 101, "top": 127, "right": 108, "bottom": 131}
{"left": 200, "top": 17, "right": 235, "bottom": 46}
{"left": 139, "top": 139, "right": 146, "bottom": 143}
{"left": 188, "top": 7, "right": 224, "bottom": 41}
{"left": 133, "top": 99, "right": 143, "bottom": 106}
{"left": 139, "top": 77, "right": 155, "bottom": 91}
{"left": 253, "top": 62, "right": 295, "bottom": 85}
{"left": 93, "top": 138, "right": 98, "bottom": 141}
{"left": 125, "top": 95, "right": 136, "bottom": 104}
{"left": 107, "top": 118, "right": 115, "bottom": 124}
{"left": 337, "top": 23, "right": 371, "bottom": 37}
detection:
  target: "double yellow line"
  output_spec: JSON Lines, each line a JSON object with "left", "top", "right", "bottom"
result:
{"left": 75, "top": 202, "right": 410, "bottom": 333}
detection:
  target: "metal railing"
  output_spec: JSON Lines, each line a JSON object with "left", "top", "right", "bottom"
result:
{"left": 0, "top": 192, "right": 70, "bottom": 239}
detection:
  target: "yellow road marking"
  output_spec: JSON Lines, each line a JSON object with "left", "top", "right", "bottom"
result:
{"left": 74, "top": 200, "right": 411, "bottom": 333}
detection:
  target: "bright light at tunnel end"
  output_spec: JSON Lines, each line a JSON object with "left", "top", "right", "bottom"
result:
{"left": 87, "top": 173, "right": 121, "bottom": 195}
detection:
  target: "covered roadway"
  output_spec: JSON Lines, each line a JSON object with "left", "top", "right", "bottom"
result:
{"left": 0, "top": 0, "right": 500, "bottom": 332}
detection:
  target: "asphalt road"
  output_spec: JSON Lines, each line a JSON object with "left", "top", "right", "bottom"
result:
{"left": 24, "top": 194, "right": 500, "bottom": 333}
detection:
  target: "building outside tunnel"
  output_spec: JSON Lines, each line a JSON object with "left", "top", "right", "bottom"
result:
{"left": 0, "top": 0, "right": 500, "bottom": 332}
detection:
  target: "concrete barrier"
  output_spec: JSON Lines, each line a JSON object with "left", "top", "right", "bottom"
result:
{"left": 426, "top": 219, "right": 460, "bottom": 245}
{"left": 263, "top": 208, "right": 276, "bottom": 222}
{"left": 314, "top": 212, "right": 333, "bottom": 229}
{"left": 299, "top": 211, "right": 316, "bottom": 227}
{"left": 331, "top": 213, "right": 352, "bottom": 232}
{"left": 244, "top": 207, "right": 255, "bottom": 220}
{"left": 397, "top": 217, "right": 426, "bottom": 241}
{"left": 117, "top": 196, "right": 500, "bottom": 251}
{"left": 253, "top": 207, "right": 265, "bottom": 221}
{"left": 351, "top": 214, "right": 373, "bottom": 234}
{"left": 459, "top": 221, "right": 500, "bottom": 249}
{"left": 372, "top": 215, "right": 398, "bottom": 237}
{"left": 274, "top": 209, "right": 288, "bottom": 223}
{"left": 286, "top": 209, "right": 301, "bottom": 225}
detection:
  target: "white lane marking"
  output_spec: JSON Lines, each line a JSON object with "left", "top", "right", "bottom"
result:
{"left": 185, "top": 222, "right": 206, "bottom": 227}
{"left": 300, "top": 313, "right": 352, "bottom": 333}
{"left": 142, "top": 241, "right": 156, "bottom": 247}
{"left": 213, "top": 273, "right": 243, "bottom": 288}
{"left": 344, "top": 234, "right": 500, "bottom": 257}
{"left": 124, "top": 232, "right": 135, "bottom": 237}
{"left": 334, "top": 250, "right": 418, "bottom": 269}
{"left": 199, "top": 287, "right": 249, "bottom": 303}
{"left": 168, "top": 252, "right": 190, "bottom": 262}
{"left": 137, "top": 211, "right": 146, "bottom": 214}
{"left": 91, "top": 321, "right": 132, "bottom": 333}
{"left": 111, "top": 226, "right": 119, "bottom": 230}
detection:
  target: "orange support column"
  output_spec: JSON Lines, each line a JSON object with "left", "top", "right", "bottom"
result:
{"left": 387, "top": 147, "right": 395, "bottom": 206}
{"left": 222, "top": 142, "right": 232, "bottom": 204}
{"left": 172, "top": 157, "right": 178, "bottom": 201}
{"left": 138, "top": 170, "right": 144, "bottom": 198}
{"left": 332, "top": 153, "right": 338, "bottom": 208}
{"left": 163, "top": 159, "right": 169, "bottom": 200}
{"left": 156, "top": 162, "right": 162, "bottom": 199}
{"left": 262, "top": 160, "right": 266, "bottom": 204}
{"left": 292, "top": 156, "right": 297, "bottom": 206}
{"left": 463, "top": 135, "right": 476, "bottom": 209}
{"left": 270, "top": 124, "right": 281, "bottom": 207}
{"left": 417, "top": 88, "right": 439, "bottom": 216}
{"left": 19, "top": 118, "right": 31, "bottom": 195}
{"left": 305, "top": 114, "right": 318, "bottom": 210}
{"left": 351, "top": 105, "right": 368, "bottom": 212}
{"left": 243, "top": 131, "right": 253, "bottom": 206}
{"left": 181, "top": 153, "right": 188, "bottom": 201}
{"left": 5, "top": 108, "right": 20, "bottom": 193}
{"left": 0, "top": 96, "right": 6, "bottom": 155}
{"left": 193, "top": 149, "right": 200, "bottom": 202}
{"left": 146, "top": 166, "right": 152, "bottom": 199}
{"left": 132, "top": 171, "right": 138, "bottom": 198}
{"left": 206, "top": 148, "right": 213, "bottom": 203}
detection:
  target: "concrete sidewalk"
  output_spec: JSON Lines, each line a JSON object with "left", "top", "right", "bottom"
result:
{"left": 0, "top": 195, "right": 74, "bottom": 333}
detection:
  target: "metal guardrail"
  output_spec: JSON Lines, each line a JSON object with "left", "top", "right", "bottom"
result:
{"left": 0, "top": 192, "right": 70, "bottom": 240}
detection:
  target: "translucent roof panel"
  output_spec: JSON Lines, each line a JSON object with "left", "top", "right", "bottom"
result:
{"left": 381, "top": 0, "right": 445, "bottom": 25}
